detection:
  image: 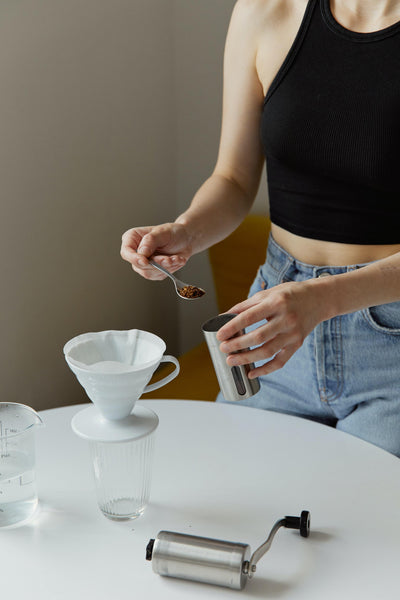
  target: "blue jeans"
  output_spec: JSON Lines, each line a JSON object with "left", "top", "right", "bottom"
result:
{"left": 217, "top": 234, "right": 400, "bottom": 458}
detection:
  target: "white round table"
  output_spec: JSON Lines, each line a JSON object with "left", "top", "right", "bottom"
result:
{"left": 1, "top": 400, "right": 399, "bottom": 599}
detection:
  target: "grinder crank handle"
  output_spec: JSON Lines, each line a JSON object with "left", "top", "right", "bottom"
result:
{"left": 245, "top": 510, "right": 310, "bottom": 579}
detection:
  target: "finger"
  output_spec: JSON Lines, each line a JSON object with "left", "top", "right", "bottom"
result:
{"left": 153, "top": 254, "right": 187, "bottom": 273}
{"left": 120, "top": 244, "right": 137, "bottom": 263}
{"left": 121, "top": 227, "right": 151, "bottom": 263}
{"left": 120, "top": 246, "right": 151, "bottom": 269}
{"left": 121, "top": 226, "right": 153, "bottom": 246}
{"left": 137, "top": 228, "right": 173, "bottom": 258}
{"left": 124, "top": 251, "right": 154, "bottom": 271}
{"left": 247, "top": 346, "right": 298, "bottom": 377}
{"left": 225, "top": 334, "right": 287, "bottom": 366}
{"left": 131, "top": 263, "right": 166, "bottom": 281}
{"left": 217, "top": 302, "right": 270, "bottom": 342}
{"left": 126, "top": 250, "right": 187, "bottom": 279}
{"left": 219, "top": 321, "right": 278, "bottom": 353}
{"left": 120, "top": 237, "right": 141, "bottom": 263}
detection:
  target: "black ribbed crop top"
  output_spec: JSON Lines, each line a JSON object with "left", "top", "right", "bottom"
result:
{"left": 260, "top": 0, "right": 400, "bottom": 244}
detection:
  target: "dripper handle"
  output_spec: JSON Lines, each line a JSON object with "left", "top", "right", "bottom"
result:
{"left": 143, "top": 356, "right": 180, "bottom": 393}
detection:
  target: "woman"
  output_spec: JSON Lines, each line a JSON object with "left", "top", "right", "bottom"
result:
{"left": 121, "top": 0, "right": 400, "bottom": 456}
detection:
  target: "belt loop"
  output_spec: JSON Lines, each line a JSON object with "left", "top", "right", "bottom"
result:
{"left": 277, "top": 257, "right": 294, "bottom": 283}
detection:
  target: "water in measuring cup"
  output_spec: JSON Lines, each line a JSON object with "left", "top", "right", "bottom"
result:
{"left": 0, "top": 451, "right": 37, "bottom": 527}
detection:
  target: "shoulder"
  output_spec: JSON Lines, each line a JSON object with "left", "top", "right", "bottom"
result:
{"left": 225, "top": 0, "right": 309, "bottom": 74}
{"left": 232, "top": 0, "right": 307, "bottom": 20}
{"left": 227, "top": 0, "right": 310, "bottom": 94}
{"left": 231, "top": 0, "right": 309, "bottom": 32}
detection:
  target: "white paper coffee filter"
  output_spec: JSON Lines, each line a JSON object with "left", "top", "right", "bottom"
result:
{"left": 63, "top": 329, "right": 165, "bottom": 373}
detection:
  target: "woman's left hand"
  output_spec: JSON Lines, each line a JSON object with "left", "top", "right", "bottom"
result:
{"left": 216, "top": 279, "right": 329, "bottom": 377}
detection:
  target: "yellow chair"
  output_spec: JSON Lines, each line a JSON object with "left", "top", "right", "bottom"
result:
{"left": 146, "top": 214, "right": 271, "bottom": 401}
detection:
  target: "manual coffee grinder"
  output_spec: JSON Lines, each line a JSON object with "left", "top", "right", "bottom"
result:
{"left": 146, "top": 510, "right": 311, "bottom": 590}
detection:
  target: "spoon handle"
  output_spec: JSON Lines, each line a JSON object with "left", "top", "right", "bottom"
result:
{"left": 148, "top": 260, "right": 181, "bottom": 284}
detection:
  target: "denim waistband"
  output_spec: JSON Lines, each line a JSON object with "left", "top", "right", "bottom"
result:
{"left": 266, "top": 233, "right": 372, "bottom": 278}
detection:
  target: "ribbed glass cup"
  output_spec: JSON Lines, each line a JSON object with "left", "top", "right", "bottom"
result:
{"left": 89, "top": 432, "right": 156, "bottom": 521}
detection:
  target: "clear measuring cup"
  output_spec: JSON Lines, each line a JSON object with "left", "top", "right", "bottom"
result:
{"left": 0, "top": 403, "right": 43, "bottom": 527}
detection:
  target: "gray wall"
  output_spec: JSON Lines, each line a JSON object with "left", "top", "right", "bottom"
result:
{"left": 0, "top": 0, "right": 267, "bottom": 410}
{"left": 0, "top": 0, "right": 178, "bottom": 410}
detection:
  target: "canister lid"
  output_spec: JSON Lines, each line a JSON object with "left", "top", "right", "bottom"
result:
{"left": 71, "top": 404, "right": 159, "bottom": 443}
{"left": 202, "top": 313, "right": 236, "bottom": 332}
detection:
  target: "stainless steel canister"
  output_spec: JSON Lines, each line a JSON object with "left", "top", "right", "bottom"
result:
{"left": 147, "top": 531, "right": 251, "bottom": 590}
{"left": 202, "top": 314, "right": 260, "bottom": 402}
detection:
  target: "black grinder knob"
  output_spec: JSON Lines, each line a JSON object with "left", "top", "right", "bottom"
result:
{"left": 284, "top": 510, "right": 310, "bottom": 537}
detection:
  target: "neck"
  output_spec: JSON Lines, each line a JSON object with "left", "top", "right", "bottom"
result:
{"left": 331, "top": 0, "right": 400, "bottom": 32}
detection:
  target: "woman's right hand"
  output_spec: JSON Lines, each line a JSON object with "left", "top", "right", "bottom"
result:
{"left": 120, "top": 222, "right": 193, "bottom": 280}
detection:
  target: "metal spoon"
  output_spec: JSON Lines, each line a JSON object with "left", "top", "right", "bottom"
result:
{"left": 148, "top": 259, "right": 205, "bottom": 300}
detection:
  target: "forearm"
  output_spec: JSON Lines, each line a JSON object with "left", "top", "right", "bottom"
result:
{"left": 310, "top": 252, "right": 400, "bottom": 322}
{"left": 175, "top": 171, "right": 257, "bottom": 254}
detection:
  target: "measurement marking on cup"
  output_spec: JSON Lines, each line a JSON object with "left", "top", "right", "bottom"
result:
{"left": 0, "top": 404, "right": 42, "bottom": 526}
{"left": 20, "top": 472, "right": 34, "bottom": 486}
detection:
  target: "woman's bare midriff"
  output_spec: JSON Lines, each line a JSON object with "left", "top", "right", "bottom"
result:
{"left": 271, "top": 224, "right": 400, "bottom": 266}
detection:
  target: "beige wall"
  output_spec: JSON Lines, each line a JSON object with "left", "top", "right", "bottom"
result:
{"left": 0, "top": 0, "right": 178, "bottom": 410}
{"left": 0, "top": 1, "right": 269, "bottom": 410}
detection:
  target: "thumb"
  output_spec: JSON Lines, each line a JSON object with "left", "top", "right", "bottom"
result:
{"left": 137, "top": 232, "right": 161, "bottom": 258}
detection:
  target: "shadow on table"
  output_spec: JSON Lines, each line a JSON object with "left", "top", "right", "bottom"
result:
{"left": 245, "top": 577, "right": 293, "bottom": 598}
{"left": 243, "top": 529, "right": 335, "bottom": 598}
{"left": 156, "top": 573, "right": 297, "bottom": 598}
{"left": 307, "top": 530, "right": 335, "bottom": 542}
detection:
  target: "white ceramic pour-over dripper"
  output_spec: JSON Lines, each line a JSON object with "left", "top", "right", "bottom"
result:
{"left": 63, "top": 330, "right": 179, "bottom": 420}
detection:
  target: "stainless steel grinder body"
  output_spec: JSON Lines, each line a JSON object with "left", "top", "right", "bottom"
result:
{"left": 147, "top": 531, "right": 251, "bottom": 590}
{"left": 202, "top": 314, "right": 260, "bottom": 402}
{"left": 146, "top": 511, "right": 311, "bottom": 590}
